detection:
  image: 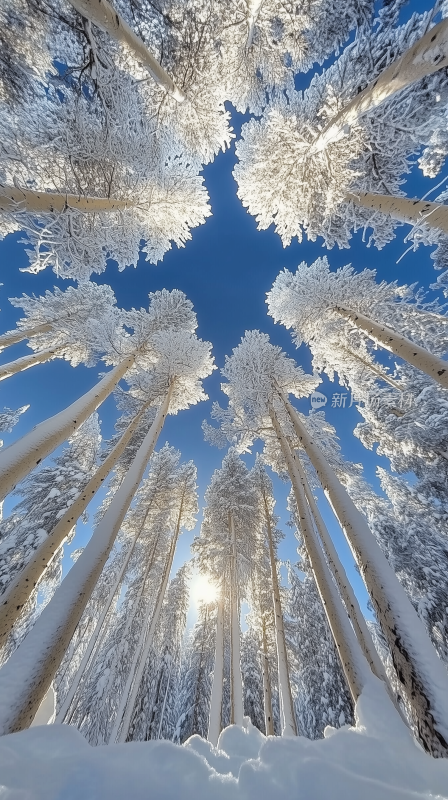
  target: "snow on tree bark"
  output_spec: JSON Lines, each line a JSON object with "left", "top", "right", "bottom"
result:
{"left": 0, "top": 186, "right": 133, "bottom": 214}
{"left": 208, "top": 594, "right": 225, "bottom": 746}
{"left": 229, "top": 512, "right": 244, "bottom": 728}
{"left": 0, "top": 347, "right": 61, "bottom": 383}
{"left": 346, "top": 191, "right": 448, "bottom": 234}
{"left": 0, "top": 356, "right": 134, "bottom": 503}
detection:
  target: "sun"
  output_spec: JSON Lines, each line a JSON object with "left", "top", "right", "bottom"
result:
{"left": 191, "top": 574, "right": 218, "bottom": 606}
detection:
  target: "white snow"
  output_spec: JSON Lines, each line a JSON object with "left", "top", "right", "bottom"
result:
{"left": 1, "top": 678, "right": 448, "bottom": 799}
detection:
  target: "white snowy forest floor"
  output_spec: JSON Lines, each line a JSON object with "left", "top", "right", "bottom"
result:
{"left": 1, "top": 679, "right": 447, "bottom": 799}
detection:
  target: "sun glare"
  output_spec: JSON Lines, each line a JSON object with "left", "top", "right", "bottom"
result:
{"left": 191, "top": 574, "right": 218, "bottom": 606}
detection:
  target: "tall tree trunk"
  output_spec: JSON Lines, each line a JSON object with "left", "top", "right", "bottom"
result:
{"left": 312, "top": 18, "right": 448, "bottom": 152}
{"left": 0, "top": 347, "right": 60, "bottom": 382}
{"left": 208, "top": 594, "right": 224, "bottom": 746}
{"left": 0, "top": 399, "right": 151, "bottom": 645}
{"left": 0, "top": 322, "right": 53, "bottom": 352}
{"left": 270, "top": 408, "right": 373, "bottom": 705}
{"left": 0, "top": 186, "right": 132, "bottom": 214}
{"left": 112, "top": 486, "right": 185, "bottom": 743}
{"left": 261, "top": 616, "right": 274, "bottom": 736}
{"left": 333, "top": 306, "right": 448, "bottom": 390}
{"left": 0, "top": 356, "right": 134, "bottom": 503}
{"left": 157, "top": 660, "right": 173, "bottom": 739}
{"left": 67, "top": 0, "right": 186, "bottom": 102}
{"left": 229, "top": 512, "right": 244, "bottom": 727}
{"left": 246, "top": 0, "right": 264, "bottom": 48}
{"left": 55, "top": 480, "right": 158, "bottom": 725}
{"left": 293, "top": 453, "right": 388, "bottom": 685}
{"left": 192, "top": 606, "right": 209, "bottom": 736}
{"left": 337, "top": 342, "right": 402, "bottom": 390}
{"left": 0, "top": 387, "right": 172, "bottom": 735}
{"left": 346, "top": 191, "right": 448, "bottom": 234}
{"left": 261, "top": 491, "right": 296, "bottom": 736}
{"left": 281, "top": 391, "right": 448, "bottom": 757}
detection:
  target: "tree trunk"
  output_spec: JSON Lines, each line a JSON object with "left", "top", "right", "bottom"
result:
{"left": 333, "top": 306, "right": 448, "bottom": 390}
{"left": 54, "top": 479, "right": 158, "bottom": 725}
{"left": 0, "top": 185, "right": 132, "bottom": 214}
{"left": 0, "top": 387, "right": 172, "bottom": 735}
{"left": 0, "top": 347, "right": 60, "bottom": 382}
{"left": 346, "top": 191, "right": 448, "bottom": 234}
{"left": 246, "top": 0, "right": 264, "bottom": 49}
{"left": 112, "top": 485, "right": 184, "bottom": 743}
{"left": 0, "top": 399, "right": 151, "bottom": 646}
{"left": 208, "top": 594, "right": 224, "bottom": 746}
{"left": 0, "top": 322, "right": 53, "bottom": 352}
{"left": 281, "top": 391, "right": 448, "bottom": 757}
{"left": 157, "top": 660, "right": 173, "bottom": 739}
{"left": 337, "top": 342, "right": 402, "bottom": 390}
{"left": 293, "top": 453, "right": 388, "bottom": 685}
{"left": 229, "top": 512, "right": 244, "bottom": 727}
{"left": 0, "top": 356, "right": 134, "bottom": 503}
{"left": 262, "top": 491, "right": 296, "bottom": 736}
{"left": 312, "top": 18, "right": 448, "bottom": 152}
{"left": 270, "top": 407, "right": 373, "bottom": 705}
{"left": 261, "top": 616, "right": 274, "bottom": 736}
{"left": 67, "top": 0, "right": 186, "bottom": 102}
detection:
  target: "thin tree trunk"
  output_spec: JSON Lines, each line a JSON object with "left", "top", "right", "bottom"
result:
{"left": 0, "top": 399, "right": 151, "bottom": 646}
{"left": 0, "top": 185, "right": 133, "bottom": 214}
{"left": 67, "top": 0, "right": 186, "bottom": 102}
{"left": 55, "top": 479, "right": 158, "bottom": 725}
{"left": 293, "top": 453, "right": 388, "bottom": 685}
{"left": 157, "top": 660, "right": 173, "bottom": 739}
{"left": 112, "top": 486, "right": 185, "bottom": 743}
{"left": 281, "top": 391, "right": 448, "bottom": 757}
{"left": 346, "top": 191, "right": 448, "bottom": 234}
{"left": 262, "top": 491, "right": 296, "bottom": 736}
{"left": 0, "top": 387, "right": 172, "bottom": 735}
{"left": 312, "top": 18, "right": 448, "bottom": 152}
{"left": 337, "top": 342, "right": 403, "bottom": 390}
{"left": 0, "top": 347, "right": 60, "bottom": 382}
{"left": 0, "top": 322, "right": 53, "bottom": 352}
{"left": 192, "top": 606, "right": 209, "bottom": 736}
{"left": 208, "top": 594, "right": 224, "bottom": 746}
{"left": 229, "top": 512, "right": 244, "bottom": 727}
{"left": 333, "top": 306, "right": 448, "bottom": 390}
{"left": 261, "top": 616, "right": 274, "bottom": 736}
{"left": 0, "top": 356, "right": 134, "bottom": 503}
{"left": 246, "top": 0, "right": 264, "bottom": 48}
{"left": 270, "top": 407, "right": 373, "bottom": 705}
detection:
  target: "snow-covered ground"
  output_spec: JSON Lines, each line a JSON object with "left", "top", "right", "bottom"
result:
{"left": 1, "top": 679, "right": 447, "bottom": 799}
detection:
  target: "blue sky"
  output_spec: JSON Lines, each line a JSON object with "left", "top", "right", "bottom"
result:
{"left": 0, "top": 0, "right": 441, "bottom": 625}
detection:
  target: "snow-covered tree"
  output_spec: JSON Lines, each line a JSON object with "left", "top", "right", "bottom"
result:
{"left": 173, "top": 599, "right": 216, "bottom": 744}
{"left": 286, "top": 556, "right": 354, "bottom": 740}
{"left": 234, "top": 11, "right": 448, "bottom": 250}
{"left": 241, "top": 620, "right": 266, "bottom": 734}
{"left": 204, "top": 329, "right": 448, "bottom": 756}
{"left": 0, "top": 295, "right": 213, "bottom": 736}
{"left": 0, "top": 414, "right": 101, "bottom": 664}
{"left": 0, "top": 405, "right": 29, "bottom": 451}
{"left": 0, "top": 76, "right": 211, "bottom": 279}
{"left": 268, "top": 258, "right": 448, "bottom": 391}
{"left": 192, "top": 449, "right": 261, "bottom": 730}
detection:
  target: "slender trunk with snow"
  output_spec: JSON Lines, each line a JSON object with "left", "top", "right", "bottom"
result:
{"left": 346, "top": 191, "right": 448, "bottom": 234}
{"left": 112, "top": 486, "right": 184, "bottom": 743}
{"left": 261, "top": 616, "right": 274, "bottom": 737}
{"left": 0, "top": 399, "right": 151, "bottom": 645}
{"left": 208, "top": 594, "right": 224, "bottom": 746}
{"left": 67, "top": 0, "right": 186, "bottom": 102}
{"left": 0, "top": 322, "right": 53, "bottom": 352}
{"left": 0, "top": 347, "right": 60, "bottom": 382}
{"left": 157, "top": 661, "right": 173, "bottom": 740}
{"left": 0, "top": 356, "right": 134, "bottom": 503}
{"left": 338, "top": 342, "right": 403, "bottom": 390}
{"left": 55, "top": 477, "right": 157, "bottom": 725}
{"left": 246, "top": 0, "right": 264, "bottom": 49}
{"left": 312, "top": 18, "right": 448, "bottom": 152}
{"left": 333, "top": 306, "right": 448, "bottom": 390}
{"left": 0, "top": 186, "right": 133, "bottom": 214}
{"left": 0, "top": 387, "right": 172, "bottom": 735}
{"left": 229, "top": 512, "right": 244, "bottom": 727}
{"left": 293, "top": 453, "right": 388, "bottom": 685}
{"left": 270, "top": 408, "right": 373, "bottom": 705}
{"left": 262, "top": 492, "right": 296, "bottom": 736}
{"left": 282, "top": 391, "right": 448, "bottom": 757}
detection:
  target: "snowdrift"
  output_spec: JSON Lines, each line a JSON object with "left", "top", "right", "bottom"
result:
{"left": 1, "top": 679, "right": 447, "bottom": 799}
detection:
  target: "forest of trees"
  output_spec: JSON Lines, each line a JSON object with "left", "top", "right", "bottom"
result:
{"left": 1, "top": 0, "right": 448, "bottom": 766}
